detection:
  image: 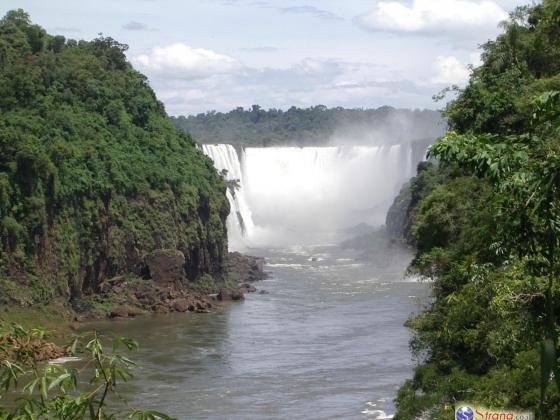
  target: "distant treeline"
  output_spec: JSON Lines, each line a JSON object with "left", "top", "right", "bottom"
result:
{"left": 171, "top": 105, "right": 446, "bottom": 146}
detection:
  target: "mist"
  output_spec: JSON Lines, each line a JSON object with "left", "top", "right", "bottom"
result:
{"left": 197, "top": 105, "right": 443, "bottom": 249}
{"left": 244, "top": 145, "right": 409, "bottom": 246}
{"left": 204, "top": 143, "right": 427, "bottom": 250}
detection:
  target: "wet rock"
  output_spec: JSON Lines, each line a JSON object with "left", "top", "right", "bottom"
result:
{"left": 127, "top": 306, "right": 142, "bottom": 317}
{"left": 258, "top": 289, "right": 270, "bottom": 295}
{"left": 217, "top": 288, "right": 245, "bottom": 301}
{"left": 135, "top": 290, "right": 157, "bottom": 305}
{"left": 226, "top": 252, "right": 268, "bottom": 283}
{"left": 239, "top": 283, "right": 257, "bottom": 293}
{"left": 146, "top": 249, "right": 186, "bottom": 284}
{"left": 33, "top": 341, "right": 66, "bottom": 361}
{"left": 173, "top": 298, "right": 190, "bottom": 312}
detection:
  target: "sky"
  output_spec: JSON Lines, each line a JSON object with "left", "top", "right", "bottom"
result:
{"left": 1, "top": 0, "right": 530, "bottom": 115}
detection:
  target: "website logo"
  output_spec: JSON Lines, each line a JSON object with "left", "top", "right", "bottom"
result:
{"left": 456, "top": 406, "right": 474, "bottom": 420}
{"left": 455, "top": 402, "right": 534, "bottom": 420}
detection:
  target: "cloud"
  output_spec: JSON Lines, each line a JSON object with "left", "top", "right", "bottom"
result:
{"left": 279, "top": 6, "right": 342, "bottom": 21}
{"left": 209, "top": 1, "right": 343, "bottom": 21}
{"left": 133, "top": 43, "right": 243, "bottom": 80}
{"left": 431, "top": 55, "right": 470, "bottom": 84}
{"left": 135, "top": 50, "right": 436, "bottom": 114}
{"left": 122, "top": 21, "right": 150, "bottom": 31}
{"left": 241, "top": 46, "right": 280, "bottom": 53}
{"left": 356, "top": 0, "right": 507, "bottom": 37}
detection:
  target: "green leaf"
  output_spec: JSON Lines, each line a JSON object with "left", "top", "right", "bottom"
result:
{"left": 48, "top": 373, "right": 71, "bottom": 391}
{"left": 40, "top": 376, "right": 48, "bottom": 402}
{"left": 70, "top": 337, "right": 79, "bottom": 355}
{"left": 23, "top": 378, "right": 39, "bottom": 395}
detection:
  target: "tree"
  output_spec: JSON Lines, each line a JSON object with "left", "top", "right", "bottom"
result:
{"left": 394, "top": 2, "right": 560, "bottom": 417}
{"left": 429, "top": 91, "right": 560, "bottom": 416}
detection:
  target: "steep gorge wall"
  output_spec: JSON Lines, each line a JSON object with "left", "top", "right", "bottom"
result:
{"left": 0, "top": 12, "right": 229, "bottom": 306}
{"left": 29, "top": 186, "right": 228, "bottom": 304}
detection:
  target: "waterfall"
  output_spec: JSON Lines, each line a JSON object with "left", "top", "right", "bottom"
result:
{"left": 201, "top": 144, "right": 255, "bottom": 250}
{"left": 203, "top": 144, "right": 422, "bottom": 249}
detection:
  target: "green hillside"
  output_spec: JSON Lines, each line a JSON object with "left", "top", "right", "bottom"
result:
{"left": 389, "top": 1, "right": 560, "bottom": 418}
{"left": 0, "top": 10, "right": 229, "bottom": 307}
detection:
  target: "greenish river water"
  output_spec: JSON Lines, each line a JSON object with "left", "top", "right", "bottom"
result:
{"left": 88, "top": 244, "right": 428, "bottom": 419}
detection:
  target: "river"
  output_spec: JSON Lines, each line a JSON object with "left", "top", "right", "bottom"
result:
{"left": 89, "top": 243, "right": 428, "bottom": 419}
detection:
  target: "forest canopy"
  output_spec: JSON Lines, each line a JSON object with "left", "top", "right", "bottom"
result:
{"left": 172, "top": 105, "right": 445, "bottom": 147}
{"left": 391, "top": 1, "right": 560, "bottom": 418}
{"left": 0, "top": 9, "right": 228, "bottom": 304}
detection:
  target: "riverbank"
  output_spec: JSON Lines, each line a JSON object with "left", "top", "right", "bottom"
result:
{"left": 0, "top": 253, "right": 268, "bottom": 340}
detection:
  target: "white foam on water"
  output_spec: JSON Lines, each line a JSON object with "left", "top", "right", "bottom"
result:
{"left": 361, "top": 408, "right": 394, "bottom": 419}
{"left": 399, "top": 274, "right": 432, "bottom": 283}
{"left": 266, "top": 263, "right": 307, "bottom": 268}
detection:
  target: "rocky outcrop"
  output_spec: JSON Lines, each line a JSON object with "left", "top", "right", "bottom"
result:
{"left": 0, "top": 336, "right": 66, "bottom": 362}
{"left": 75, "top": 275, "right": 214, "bottom": 320}
{"left": 385, "top": 161, "right": 446, "bottom": 246}
{"left": 1, "top": 185, "right": 230, "bottom": 308}
{"left": 239, "top": 283, "right": 257, "bottom": 293}
{"left": 226, "top": 252, "right": 268, "bottom": 283}
{"left": 208, "top": 252, "right": 269, "bottom": 302}
{"left": 146, "top": 249, "right": 186, "bottom": 284}
{"left": 217, "top": 288, "right": 245, "bottom": 301}
{"left": 65, "top": 248, "right": 269, "bottom": 320}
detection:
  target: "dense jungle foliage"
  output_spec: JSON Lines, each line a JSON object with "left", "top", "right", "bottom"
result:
{"left": 390, "top": 1, "right": 560, "bottom": 418}
{"left": 171, "top": 105, "right": 445, "bottom": 146}
{"left": 0, "top": 10, "right": 229, "bottom": 306}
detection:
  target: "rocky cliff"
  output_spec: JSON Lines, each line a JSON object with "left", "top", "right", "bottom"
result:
{"left": 0, "top": 11, "right": 229, "bottom": 307}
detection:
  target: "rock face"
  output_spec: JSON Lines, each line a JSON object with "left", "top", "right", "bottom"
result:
{"left": 3, "top": 184, "right": 229, "bottom": 306}
{"left": 146, "top": 249, "right": 186, "bottom": 284}
{"left": 52, "top": 248, "right": 271, "bottom": 320}
{"left": 226, "top": 252, "right": 268, "bottom": 283}
{"left": 217, "top": 288, "right": 245, "bottom": 301}
{"left": 386, "top": 161, "right": 442, "bottom": 246}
